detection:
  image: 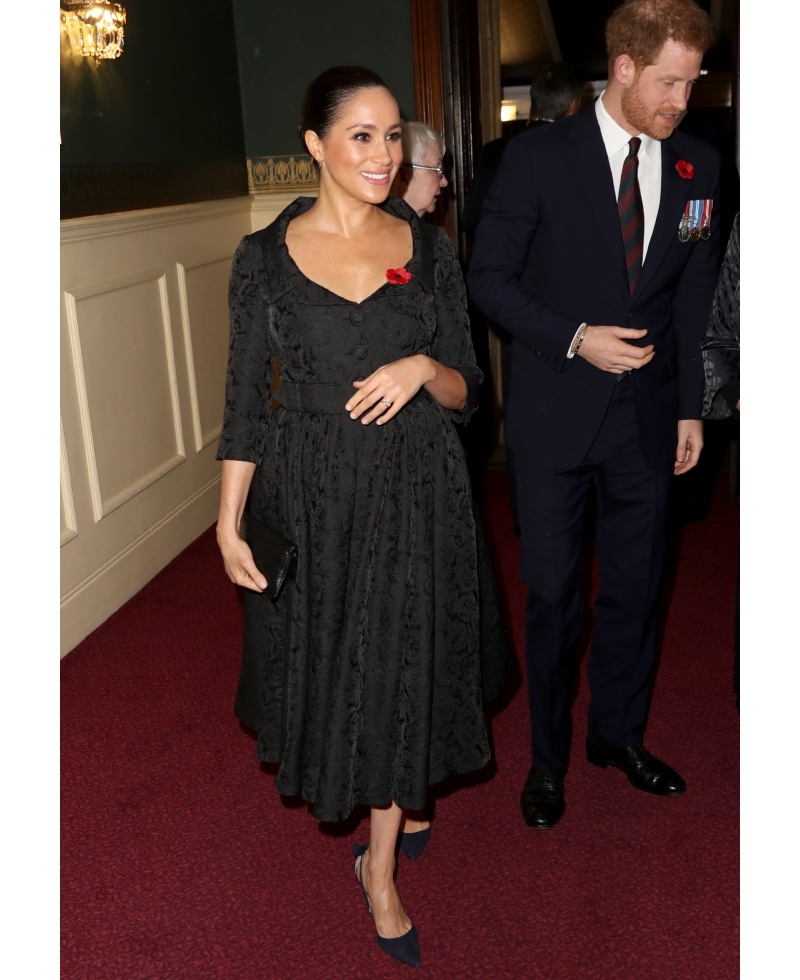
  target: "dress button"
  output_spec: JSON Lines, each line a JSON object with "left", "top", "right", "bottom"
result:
{"left": 349, "top": 309, "right": 365, "bottom": 325}
{"left": 353, "top": 345, "right": 367, "bottom": 359}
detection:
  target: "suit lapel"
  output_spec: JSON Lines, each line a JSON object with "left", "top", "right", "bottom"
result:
{"left": 633, "top": 138, "right": 688, "bottom": 301}
{"left": 568, "top": 107, "right": 630, "bottom": 305}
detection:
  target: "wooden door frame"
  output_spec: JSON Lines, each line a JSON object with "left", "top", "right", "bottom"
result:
{"left": 410, "top": 0, "right": 498, "bottom": 261}
{"left": 411, "top": 0, "right": 505, "bottom": 456}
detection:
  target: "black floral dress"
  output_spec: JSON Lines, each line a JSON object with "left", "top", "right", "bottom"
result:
{"left": 217, "top": 197, "right": 492, "bottom": 822}
{"left": 702, "top": 212, "right": 740, "bottom": 419}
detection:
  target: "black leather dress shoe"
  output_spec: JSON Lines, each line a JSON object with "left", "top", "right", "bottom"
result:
{"left": 586, "top": 737, "right": 686, "bottom": 796}
{"left": 520, "top": 766, "right": 565, "bottom": 829}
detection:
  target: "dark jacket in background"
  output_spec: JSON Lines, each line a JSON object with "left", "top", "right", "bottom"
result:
{"left": 462, "top": 121, "right": 550, "bottom": 244}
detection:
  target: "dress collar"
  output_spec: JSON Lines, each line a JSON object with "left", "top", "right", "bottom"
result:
{"left": 274, "top": 195, "right": 433, "bottom": 296}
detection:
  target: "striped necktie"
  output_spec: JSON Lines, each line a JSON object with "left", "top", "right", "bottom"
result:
{"left": 618, "top": 137, "right": 644, "bottom": 295}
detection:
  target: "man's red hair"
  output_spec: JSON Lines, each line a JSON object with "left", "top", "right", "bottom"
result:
{"left": 606, "top": 0, "right": 715, "bottom": 72}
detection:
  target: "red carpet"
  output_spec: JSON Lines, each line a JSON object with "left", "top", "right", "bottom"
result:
{"left": 61, "top": 472, "right": 739, "bottom": 979}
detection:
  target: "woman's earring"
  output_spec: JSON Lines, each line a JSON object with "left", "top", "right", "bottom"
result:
{"left": 317, "top": 159, "right": 324, "bottom": 168}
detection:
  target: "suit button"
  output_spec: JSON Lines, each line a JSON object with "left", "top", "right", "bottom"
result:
{"left": 626, "top": 313, "right": 632, "bottom": 321}
{"left": 353, "top": 345, "right": 367, "bottom": 359}
{"left": 349, "top": 309, "right": 365, "bottom": 325}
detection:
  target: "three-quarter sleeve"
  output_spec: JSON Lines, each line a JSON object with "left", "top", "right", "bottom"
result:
{"left": 431, "top": 227, "right": 483, "bottom": 423}
{"left": 216, "top": 236, "right": 274, "bottom": 462}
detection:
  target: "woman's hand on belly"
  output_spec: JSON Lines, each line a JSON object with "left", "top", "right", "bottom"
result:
{"left": 345, "top": 354, "right": 467, "bottom": 424}
{"left": 345, "top": 354, "right": 436, "bottom": 425}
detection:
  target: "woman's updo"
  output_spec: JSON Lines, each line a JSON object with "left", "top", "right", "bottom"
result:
{"left": 297, "top": 66, "right": 390, "bottom": 155}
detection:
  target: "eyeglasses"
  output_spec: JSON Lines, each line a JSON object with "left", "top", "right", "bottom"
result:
{"left": 404, "top": 163, "right": 446, "bottom": 181}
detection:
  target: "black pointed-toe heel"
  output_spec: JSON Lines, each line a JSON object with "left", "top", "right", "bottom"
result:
{"left": 398, "top": 827, "right": 431, "bottom": 861}
{"left": 351, "top": 844, "right": 421, "bottom": 968}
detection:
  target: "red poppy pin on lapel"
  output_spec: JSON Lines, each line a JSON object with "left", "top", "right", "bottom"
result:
{"left": 675, "top": 159, "right": 694, "bottom": 179}
{"left": 386, "top": 268, "right": 412, "bottom": 285}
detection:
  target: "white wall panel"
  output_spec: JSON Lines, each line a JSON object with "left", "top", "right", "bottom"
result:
{"left": 60, "top": 196, "right": 253, "bottom": 655}
{"left": 64, "top": 271, "right": 185, "bottom": 520}
{"left": 177, "top": 253, "right": 233, "bottom": 453}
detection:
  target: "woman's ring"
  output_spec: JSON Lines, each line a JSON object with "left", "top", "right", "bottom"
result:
{"left": 382, "top": 397, "right": 392, "bottom": 408}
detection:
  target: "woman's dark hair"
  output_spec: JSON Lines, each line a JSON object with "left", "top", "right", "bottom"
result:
{"left": 297, "top": 66, "right": 390, "bottom": 154}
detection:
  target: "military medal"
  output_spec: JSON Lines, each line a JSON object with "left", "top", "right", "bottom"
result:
{"left": 679, "top": 199, "right": 713, "bottom": 243}
{"left": 700, "top": 199, "right": 712, "bottom": 240}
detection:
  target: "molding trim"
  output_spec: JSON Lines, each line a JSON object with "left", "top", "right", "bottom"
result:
{"left": 159, "top": 271, "right": 186, "bottom": 462}
{"left": 64, "top": 270, "right": 186, "bottom": 521}
{"left": 64, "top": 288, "right": 103, "bottom": 523}
{"left": 103, "top": 453, "right": 187, "bottom": 517}
{"left": 60, "top": 417, "right": 78, "bottom": 546}
{"left": 60, "top": 472, "right": 220, "bottom": 606}
{"left": 247, "top": 155, "right": 320, "bottom": 194}
{"left": 60, "top": 195, "right": 252, "bottom": 245}
{"left": 60, "top": 473, "right": 222, "bottom": 656}
{"left": 176, "top": 250, "right": 234, "bottom": 452}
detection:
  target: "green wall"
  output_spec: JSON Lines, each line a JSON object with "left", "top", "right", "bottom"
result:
{"left": 231, "top": 0, "right": 415, "bottom": 159}
{"left": 60, "top": 1, "right": 417, "bottom": 216}
{"left": 61, "top": 0, "right": 247, "bottom": 217}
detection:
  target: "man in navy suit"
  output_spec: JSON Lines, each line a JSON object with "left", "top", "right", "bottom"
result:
{"left": 468, "top": 0, "right": 720, "bottom": 829}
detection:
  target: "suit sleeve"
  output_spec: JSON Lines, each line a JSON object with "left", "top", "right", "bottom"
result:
{"left": 672, "top": 159, "right": 723, "bottom": 420}
{"left": 216, "top": 236, "right": 274, "bottom": 463}
{"left": 432, "top": 227, "right": 482, "bottom": 424}
{"left": 467, "top": 136, "right": 581, "bottom": 372}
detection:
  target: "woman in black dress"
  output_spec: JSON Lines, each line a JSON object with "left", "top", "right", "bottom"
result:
{"left": 216, "top": 68, "right": 491, "bottom": 968}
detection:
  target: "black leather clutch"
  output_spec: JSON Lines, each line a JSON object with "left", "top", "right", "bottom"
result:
{"left": 240, "top": 512, "right": 298, "bottom": 601}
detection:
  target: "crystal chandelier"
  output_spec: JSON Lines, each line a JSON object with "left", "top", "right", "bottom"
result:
{"left": 61, "top": 2, "right": 126, "bottom": 66}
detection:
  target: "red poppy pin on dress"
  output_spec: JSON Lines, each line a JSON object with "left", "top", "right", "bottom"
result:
{"left": 386, "top": 268, "right": 412, "bottom": 285}
{"left": 675, "top": 159, "right": 694, "bottom": 179}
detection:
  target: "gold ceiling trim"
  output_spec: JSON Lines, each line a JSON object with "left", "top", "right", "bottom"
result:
{"left": 247, "top": 156, "right": 320, "bottom": 194}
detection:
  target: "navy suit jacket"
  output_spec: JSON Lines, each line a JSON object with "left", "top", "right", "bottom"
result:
{"left": 467, "top": 102, "right": 721, "bottom": 470}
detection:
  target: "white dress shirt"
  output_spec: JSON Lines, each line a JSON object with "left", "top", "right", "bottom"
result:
{"left": 567, "top": 93, "right": 663, "bottom": 357}
{"left": 595, "top": 91, "right": 661, "bottom": 262}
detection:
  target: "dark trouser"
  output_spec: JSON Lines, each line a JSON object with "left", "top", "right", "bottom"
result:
{"left": 514, "top": 375, "right": 673, "bottom": 773}
{"left": 500, "top": 336, "right": 520, "bottom": 535}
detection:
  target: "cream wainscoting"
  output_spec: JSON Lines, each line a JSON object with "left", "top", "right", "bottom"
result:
{"left": 61, "top": 196, "right": 258, "bottom": 656}
{"left": 249, "top": 190, "right": 316, "bottom": 233}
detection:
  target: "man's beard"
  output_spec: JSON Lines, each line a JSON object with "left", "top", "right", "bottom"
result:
{"left": 621, "top": 79, "right": 679, "bottom": 140}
